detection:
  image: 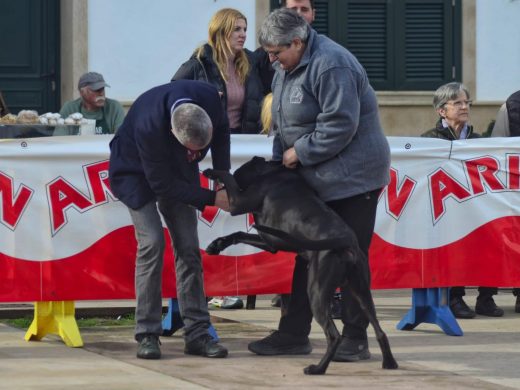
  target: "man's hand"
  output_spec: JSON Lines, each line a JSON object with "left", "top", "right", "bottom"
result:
{"left": 282, "top": 147, "right": 299, "bottom": 169}
{"left": 214, "top": 189, "right": 230, "bottom": 212}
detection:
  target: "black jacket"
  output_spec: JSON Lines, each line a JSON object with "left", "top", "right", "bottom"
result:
{"left": 506, "top": 90, "right": 520, "bottom": 136}
{"left": 421, "top": 119, "right": 480, "bottom": 140}
{"left": 109, "top": 80, "right": 230, "bottom": 210}
{"left": 172, "top": 44, "right": 264, "bottom": 134}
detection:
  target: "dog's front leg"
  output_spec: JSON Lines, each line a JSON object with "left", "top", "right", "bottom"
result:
{"left": 206, "top": 232, "right": 278, "bottom": 254}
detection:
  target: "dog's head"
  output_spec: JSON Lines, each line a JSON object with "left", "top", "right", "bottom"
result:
{"left": 233, "top": 156, "right": 281, "bottom": 190}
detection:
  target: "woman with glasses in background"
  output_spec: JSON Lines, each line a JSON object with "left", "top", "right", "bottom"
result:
{"left": 421, "top": 81, "right": 504, "bottom": 319}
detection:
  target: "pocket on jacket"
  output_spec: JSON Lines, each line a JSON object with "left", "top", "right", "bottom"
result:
{"left": 314, "top": 155, "right": 350, "bottom": 181}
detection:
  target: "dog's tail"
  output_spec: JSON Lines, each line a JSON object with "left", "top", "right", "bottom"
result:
{"left": 253, "top": 224, "right": 350, "bottom": 251}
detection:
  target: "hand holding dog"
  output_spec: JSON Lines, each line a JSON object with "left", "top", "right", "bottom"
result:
{"left": 214, "top": 189, "right": 230, "bottom": 212}
{"left": 283, "top": 147, "right": 299, "bottom": 169}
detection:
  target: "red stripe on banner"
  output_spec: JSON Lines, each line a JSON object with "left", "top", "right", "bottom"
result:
{"left": 0, "top": 257, "right": 42, "bottom": 302}
{"left": 2, "top": 216, "right": 520, "bottom": 302}
{"left": 370, "top": 215, "right": 520, "bottom": 288}
{"left": 0, "top": 227, "right": 295, "bottom": 301}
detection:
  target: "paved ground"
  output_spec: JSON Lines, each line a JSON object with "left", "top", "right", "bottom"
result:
{"left": 1, "top": 289, "right": 520, "bottom": 389}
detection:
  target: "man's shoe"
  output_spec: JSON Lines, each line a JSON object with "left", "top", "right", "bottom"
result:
{"left": 515, "top": 295, "right": 520, "bottom": 314}
{"left": 450, "top": 297, "right": 476, "bottom": 319}
{"left": 185, "top": 334, "right": 228, "bottom": 358}
{"left": 137, "top": 335, "right": 161, "bottom": 359}
{"left": 248, "top": 331, "right": 312, "bottom": 355}
{"left": 332, "top": 337, "right": 371, "bottom": 362}
{"left": 475, "top": 297, "right": 504, "bottom": 317}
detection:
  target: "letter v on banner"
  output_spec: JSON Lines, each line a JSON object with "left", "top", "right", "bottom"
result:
{"left": 384, "top": 168, "right": 417, "bottom": 220}
{"left": 0, "top": 171, "right": 34, "bottom": 230}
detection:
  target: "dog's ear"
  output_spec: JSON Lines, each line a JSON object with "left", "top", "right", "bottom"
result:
{"left": 252, "top": 156, "right": 266, "bottom": 163}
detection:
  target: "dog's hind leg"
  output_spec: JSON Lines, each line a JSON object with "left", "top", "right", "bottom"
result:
{"left": 206, "top": 232, "right": 277, "bottom": 255}
{"left": 303, "top": 251, "right": 343, "bottom": 375}
{"left": 343, "top": 250, "right": 398, "bottom": 370}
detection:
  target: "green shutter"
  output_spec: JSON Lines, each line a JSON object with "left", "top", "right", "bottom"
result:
{"left": 269, "top": 0, "right": 461, "bottom": 91}
{"left": 313, "top": 0, "right": 329, "bottom": 35}
{"left": 395, "top": 0, "right": 460, "bottom": 90}
{"left": 344, "top": 0, "right": 389, "bottom": 88}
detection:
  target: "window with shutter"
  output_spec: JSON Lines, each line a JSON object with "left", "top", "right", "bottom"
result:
{"left": 269, "top": 0, "right": 461, "bottom": 91}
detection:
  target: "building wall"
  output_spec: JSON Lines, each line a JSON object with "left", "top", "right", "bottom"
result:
{"left": 88, "top": 0, "right": 256, "bottom": 102}
{"left": 60, "top": 0, "right": 517, "bottom": 136}
{"left": 60, "top": 0, "right": 88, "bottom": 103}
{"left": 476, "top": 0, "right": 520, "bottom": 101}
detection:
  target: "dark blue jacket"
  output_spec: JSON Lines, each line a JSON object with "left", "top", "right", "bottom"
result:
{"left": 109, "top": 80, "right": 230, "bottom": 210}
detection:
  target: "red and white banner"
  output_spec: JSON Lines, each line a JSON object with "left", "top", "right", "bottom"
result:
{"left": 1, "top": 135, "right": 519, "bottom": 302}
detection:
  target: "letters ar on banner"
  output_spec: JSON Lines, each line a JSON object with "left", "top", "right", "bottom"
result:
{"left": 1, "top": 135, "right": 519, "bottom": 302}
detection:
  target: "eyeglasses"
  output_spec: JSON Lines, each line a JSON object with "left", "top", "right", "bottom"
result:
{"left": 266, "top": 44, "right": 291, "bottom": 60}
{"left": 445, "top": 100, "right": 473, "bottom": 108}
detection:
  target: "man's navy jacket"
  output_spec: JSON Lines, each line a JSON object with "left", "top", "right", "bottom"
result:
{"left": 109, "top": 80, "right": 230, "bottom": 210}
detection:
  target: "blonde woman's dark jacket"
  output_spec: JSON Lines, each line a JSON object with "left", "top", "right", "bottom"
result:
{"left": 172, "top": 44, "right": 264, "bottom": 134}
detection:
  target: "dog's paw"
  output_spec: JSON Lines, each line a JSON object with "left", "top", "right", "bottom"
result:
{"left": 203, "top": 169, "right": 217, "bottom": 179}
{"left": 303, "top": 364, "right": 326, "bottom": 375}
{"left": 382, "top": 357, "right": 399, "bottom": 370}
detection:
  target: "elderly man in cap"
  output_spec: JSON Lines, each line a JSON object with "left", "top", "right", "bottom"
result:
{"left": 60, "top": 71, "right": 126, "bottom": 134}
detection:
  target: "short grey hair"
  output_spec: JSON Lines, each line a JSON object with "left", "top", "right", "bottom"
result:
{"left": 433, "top": 82, "right": 470, "bottom": 110}
{"left": 171, "top": 103, "right": 213, "bottom": 149}
{"left": 258, "top": 8, "right": 310, "bottom": 47}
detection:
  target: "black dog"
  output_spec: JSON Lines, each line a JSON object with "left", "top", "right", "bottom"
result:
{"left": 204, "top": 156, "right": 398, "bottom": 375}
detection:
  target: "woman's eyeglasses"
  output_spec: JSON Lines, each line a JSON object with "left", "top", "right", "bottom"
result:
{"left": 266, "top": 44, "right": 291, "bottom": 60}
{"left": 445, "top": 100, "right": 473, "bottom": 108}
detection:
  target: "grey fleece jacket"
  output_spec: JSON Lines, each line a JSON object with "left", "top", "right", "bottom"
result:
{"left": 271, "top": 29, "right": 390, "bottom": 201}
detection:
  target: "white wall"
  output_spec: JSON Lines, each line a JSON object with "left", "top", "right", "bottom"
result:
{"left": 476, "top": 0, "right": 520, "bottom": 101}
{"left": 88, "top": 0, "right": 256, "bottom": 101}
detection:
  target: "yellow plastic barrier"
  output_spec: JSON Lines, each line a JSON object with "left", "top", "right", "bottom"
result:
{"left": 24, "top": 301, "right": 83, "bottom": 347}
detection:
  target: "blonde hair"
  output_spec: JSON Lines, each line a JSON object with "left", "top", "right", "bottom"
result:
{"left": 260, "top": 93, "right": 273, "bottom": 135}
{"left": 197, "top": 8, "right": 250, "bottom": 84}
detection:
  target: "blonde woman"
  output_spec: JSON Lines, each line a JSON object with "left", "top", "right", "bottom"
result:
{"left": 173, "top": 8, "right": 265, "bottom": 134}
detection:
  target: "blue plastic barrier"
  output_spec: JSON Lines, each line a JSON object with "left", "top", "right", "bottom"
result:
{"left": 162, "top": 298, "right": 219, "bottom": 341}
{"left": 396, "top": 288, "right": 463, "bottom": 336}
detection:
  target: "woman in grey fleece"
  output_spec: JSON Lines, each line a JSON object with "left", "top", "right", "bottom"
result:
{"left": 247, "top": 8, "right": 391, "bottom": 362}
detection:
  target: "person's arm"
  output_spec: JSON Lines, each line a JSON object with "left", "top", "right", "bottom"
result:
{"left": 59, "top": 100, "right": 77, "bottom": 119}
{"left": 293, "top": 67, "right": 361, "bottom": 166}
{"left": 135, "top": 129, "right": 216, "bottom": 210}
{"left": 253, "top": 47, "right": 274, "bottom": 95}
{"left": 171, "top": 59, "right": 199, "bottom": 82}
{"left": 209, "top": 110, "right": 231, "bottom": 172}
{"left": 491, "top": 104, "right": 510, "bottom": 137}
{"left": 111, "top": 100, "right": 126, "bottom": 133}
